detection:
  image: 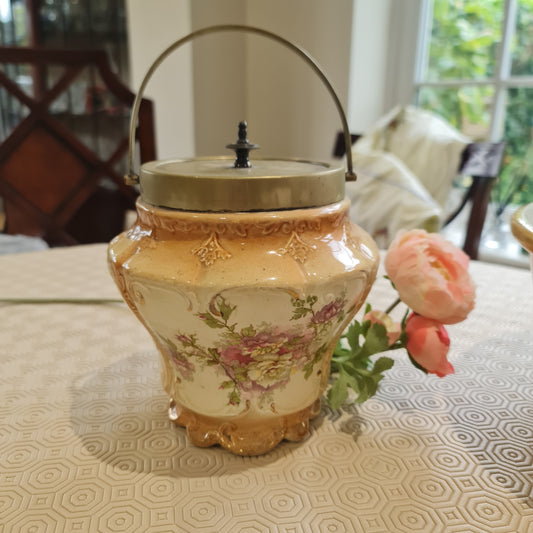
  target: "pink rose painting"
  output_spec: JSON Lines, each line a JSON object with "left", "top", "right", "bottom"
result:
{"left": 312, "top": 299, "right": 344, "bottom": 324}
{"left": 162, "top": 293, "right": 346, "bottom": 407}
{"left": 161, "top": 229, "right": 477, "bottom": 411}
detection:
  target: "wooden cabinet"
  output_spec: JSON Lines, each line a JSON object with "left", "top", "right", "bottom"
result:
{"left": 0, "top": 2, "right": 156, "bottom": 245}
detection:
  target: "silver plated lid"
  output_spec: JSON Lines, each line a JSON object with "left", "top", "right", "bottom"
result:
{"left": 139, "top": 155, "right": 345, "bottom": 212}
{"left": 125, "top": 25, "right": 358, "bottom": 213}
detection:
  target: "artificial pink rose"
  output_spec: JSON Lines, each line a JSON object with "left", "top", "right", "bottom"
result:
{"left": 405, "top": 313, "right": 453, "bottom": 377}
{"left": 385, "top": 229, "right": 475, "bottom": 324}
{"left": 364, "top": 309, "right": 401, "bottom": 346}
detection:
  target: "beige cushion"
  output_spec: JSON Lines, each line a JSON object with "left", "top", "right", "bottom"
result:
{"left": 346, "top": 148, "right": 443, "bottom": 248}
{"left": 355, "top": 105, "right": 470, "bottom": 209}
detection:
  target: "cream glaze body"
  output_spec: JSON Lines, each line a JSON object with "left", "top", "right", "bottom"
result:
{"left": 108, "top": 197, "right": 378, "bottom": 455}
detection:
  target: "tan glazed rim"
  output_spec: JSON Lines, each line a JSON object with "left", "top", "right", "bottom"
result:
{"left": 511, "top": 203, "right": 533, "bottom": 254}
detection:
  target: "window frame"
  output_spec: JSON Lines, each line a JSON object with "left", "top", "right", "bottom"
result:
{"left": 412, "top": 0, "right": 533, "bottom": 144}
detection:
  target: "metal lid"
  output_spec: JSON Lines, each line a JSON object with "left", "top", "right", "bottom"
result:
{"left": 125, "top": 27, "right": 358, "bottom": 210}
{"left": 511, "top": 202, "right": 533, "bottom": 253}
{"left": 139, "top": 156, "right": 345, "bottom": 212}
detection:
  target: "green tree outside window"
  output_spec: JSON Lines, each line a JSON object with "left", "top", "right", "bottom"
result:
{"left": 418, "top": 0, "right": 533, "bottom": 208}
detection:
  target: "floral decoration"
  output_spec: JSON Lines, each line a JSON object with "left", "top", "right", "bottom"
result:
{"left": 328, "top": 229, "right": 476, "bottom": 409}
{"left": 159, "top": 228, "right": 474, "bottom": 412}
{"left": 160, "top": 292, "right": 347, "bottom": 407}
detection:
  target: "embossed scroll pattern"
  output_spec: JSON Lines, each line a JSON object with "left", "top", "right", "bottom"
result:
{"left": 278, "top": 231, "right": 315, "bottom": 263}
{"left": 135, "top": 200, "right": 348, "bottom": 239}
{"left": 134, "top": 200, "right": 350, "bottom": 266}
{"left": 191, "top": 233, "right": 232, "bottom": 266}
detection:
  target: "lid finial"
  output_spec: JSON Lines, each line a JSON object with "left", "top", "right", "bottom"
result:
{"left": 226, "top": 121, "right": 259, "bottom": 168}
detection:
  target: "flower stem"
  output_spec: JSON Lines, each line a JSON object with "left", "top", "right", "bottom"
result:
{"left": 385, "top": 297, "right": 402, "bottom": 315}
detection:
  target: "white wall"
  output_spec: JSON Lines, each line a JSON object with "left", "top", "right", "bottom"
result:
{"left": 190, "top": 0, "right": 354, "bottom": 162}
{"left": 348, "top": 0, "right": 392, "bottom": 133}
{"left": 347, "top": 0, "right": 422, "bottom": 132}
{"left": 126, "top": 0, "right": 195, "bottom": 159}
{"left": 245, "top": 0, "right": 353, "bottom": 162}
{"left": 190, "top": 1, "right": 247, "bottom": 157}
{"left": 383, "top": 0, "right": 423, "bottom": 111}
{"left": 127, "top": 0, "right": 354, "bottom": 162}
{"left": 126, "top": 0, "right": 401, "bottom": 164}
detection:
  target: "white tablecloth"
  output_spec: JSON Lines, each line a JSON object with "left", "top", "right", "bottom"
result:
{"left": 1, "top": 244, "right": 532, "bottom": 532}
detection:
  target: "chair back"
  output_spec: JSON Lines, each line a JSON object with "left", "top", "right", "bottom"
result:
{"left": 333, "top": 130, "right": 505, "bottom": 259}
{"left": 0, "top": 47, "right": 156, "bottom": 245}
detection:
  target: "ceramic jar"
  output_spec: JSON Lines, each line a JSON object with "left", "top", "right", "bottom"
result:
{"left": 108, "top": 25, "right": 379, "bottom": 455}
{"left": 511, "top": 203, "right": 533, "bottom": 279}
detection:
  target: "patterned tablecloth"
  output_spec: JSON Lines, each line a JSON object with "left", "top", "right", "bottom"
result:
{"left": 0, "top": 244, "right": 532, "bottom": 532}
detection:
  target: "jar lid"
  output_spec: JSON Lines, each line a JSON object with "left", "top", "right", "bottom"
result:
{"left": 139, "top": 156, "right": 345, "bottom": 212}
{"left": 511, "top": 202, "right": 533, "bottom": 253}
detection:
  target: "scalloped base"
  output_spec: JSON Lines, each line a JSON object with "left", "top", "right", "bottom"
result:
{"left": 168, "top": 398, "right": 322, "bottom": 456}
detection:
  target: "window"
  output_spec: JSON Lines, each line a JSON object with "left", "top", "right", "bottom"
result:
{"left": 414, "top": 0, "right": 533, "bottom": 264}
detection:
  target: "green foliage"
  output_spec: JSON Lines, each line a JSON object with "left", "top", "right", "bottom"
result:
{"left": 304, "top": 344, "right": 327, "bottom": 379}
{"left": 420, "top": 0, "right": 533, "bottom": 206}
{"left": 290, "top": 295, "right": 318, "bottom": 320}
{"left": 327, "top": 317, "right": 399, "bottom": 410}
{"left": 495, "top": 88, "right": 533, "bottom": 206}
{"left": 217, "top": 297, "right": 236, "bottom": 322}
{"left": 198, "top": 312, "right": 226, "bottom": 329}
{"left": 427, "top": 0, "right": 503, "bottom": 82}
{"left": 240, "top": 325, "right": 256, "bottom": 337}
{"left": 197, "top": 296, "right": 236, "bottom": 329}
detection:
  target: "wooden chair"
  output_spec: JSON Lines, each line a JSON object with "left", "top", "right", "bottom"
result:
{"left": 0, "top": 47, "right": 156, "bottom": 246}
{"left": 333, "top": 132, "right": 505, "bottom": 259}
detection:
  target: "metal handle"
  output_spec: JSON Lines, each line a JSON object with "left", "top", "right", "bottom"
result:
{"left": 125, "top": 24, "right": 356, "bottom": 184}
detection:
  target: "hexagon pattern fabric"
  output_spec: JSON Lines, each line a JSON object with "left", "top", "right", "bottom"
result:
{"left": 0, "top": 245, "right": 532, "bottom": 532}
